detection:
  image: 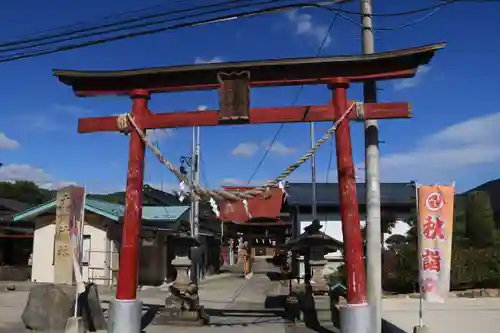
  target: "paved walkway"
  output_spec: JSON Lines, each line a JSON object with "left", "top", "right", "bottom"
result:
{"left": 131, "top": 259, "right": 292, "bottom": 332}
{"left": 139, "top": 273, "right": 290, "bottom": 333}
{"left": 3, "top": 260, "right": 500, "bottom": 333}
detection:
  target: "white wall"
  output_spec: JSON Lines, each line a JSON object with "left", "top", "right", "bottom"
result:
{"left": 31, "top": 219, "right": 55, "bottom": 283}
{"left": 297, "top": 212, "right": 411, "bottom": 278}
{"left": 81, "top": 222, "right": 109, "bottom": 285}
{"left": 31, "top": 215, "right": 112, "bottom": 285}
{"left": 299, "top": 212, "right": 411, "bottom": 247}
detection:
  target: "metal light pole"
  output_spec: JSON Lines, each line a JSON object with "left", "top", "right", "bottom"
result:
{"left": 361, "top": 1, "right": 382, "bottom": 333}
{"left": 179, "top": 154, "right": 194, "bottom": 236}
{"left": 193, "top": 126, "right": 201, "bottom": 281}
{"left": 310, "top": 122, "right": 318, "bottom": 220}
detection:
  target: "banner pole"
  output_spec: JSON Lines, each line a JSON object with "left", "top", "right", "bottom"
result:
{"left": 73, "top": 186, "right": 87, "bottom": 319}
{"left": 413, "top": 182, "right": 424, "bottom": 327}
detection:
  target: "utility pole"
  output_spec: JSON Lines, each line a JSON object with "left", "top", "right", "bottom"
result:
{"left": 310, "top": 122, "right": 318, "bottom": 220}
{"left": 361, "top": 1, "right": 382, "bottom": 333}
{"left": 189, "top": 127, "right": 196, "bottom": 284}
{"left": 193, "top": 126, "right": 200, "bottom": 240}
{"left": 192, "top": 126, "right": 201, "bottom": 284}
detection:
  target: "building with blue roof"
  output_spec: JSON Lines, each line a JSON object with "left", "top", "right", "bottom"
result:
{"left": 9, "top": 194, "right": 215, "bottom": 286}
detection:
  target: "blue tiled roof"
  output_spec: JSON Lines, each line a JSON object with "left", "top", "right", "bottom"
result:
{"left": 85, "top": 199, "right": 189, "bottom": 221}
{"left": 285, "top": 182, "right": 415, "bottom": 207}
{"left": 13, "top": 197, "right": 189, "bottom": 222}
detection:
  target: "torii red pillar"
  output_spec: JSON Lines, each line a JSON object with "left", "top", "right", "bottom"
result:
{"left": 115, "top": 89, "right": 149, "bottom": 301}
{"left": 331, "top": 79, "right": 367, "bottom": 304}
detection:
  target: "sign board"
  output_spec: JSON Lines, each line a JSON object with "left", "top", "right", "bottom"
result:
{"left": 417, "top": 184, "right": 455, "bottom": 303}
{"left": 53, "top": 186, "right": 85, "bottom": 286}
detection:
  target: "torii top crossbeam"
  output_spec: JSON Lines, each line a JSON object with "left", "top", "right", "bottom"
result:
{"left": 54, "top": 42, "right": 445, "bottom": 96}
{"left": 53, "top": 42, "right": 445, "bottom": 333}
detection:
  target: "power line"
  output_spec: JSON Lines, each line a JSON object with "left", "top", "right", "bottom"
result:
{"left": 246, "top": 4, "right": 341, "bottom": 185}
{"left": 3, "top": 0, "right": 496, "bottom": 51}
{"left": 321, "top": 1, "right": 342, "bottom": 187}
{"left": 200, "top": 152, "right": 211, "bottom": 188}
{"left": 337, "top": 4, "right": 447, "bottom": 31}
{"left": 325, "top": 139, "right": 334, "bottom": 184}
{"left": 0, "top": 0, "right": 496, "bottom": 62}
{"left": 5, "top": 1, "right": 181, "bottom": 42}
{"left": 0, "top": 1, "right": 309, "bottom": 63}
{"left": 333, "top": 0, "right": 499, "bottom": 17}
{"left": 0, "top": 0, "right": 276, "bottom": 51}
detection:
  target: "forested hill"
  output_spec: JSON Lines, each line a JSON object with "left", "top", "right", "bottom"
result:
{"left": 0, "top": 182, "right": 179, "bottom": 206}
{"left": 1, "top": 179, "right": 500, "bottom": 213}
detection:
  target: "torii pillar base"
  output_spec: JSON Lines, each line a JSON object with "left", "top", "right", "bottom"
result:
{"left": 340, "top": 304, "right": 372, "bottom": 333}
{"left": 107, "top": 299, "right": 142, "bottom": 333}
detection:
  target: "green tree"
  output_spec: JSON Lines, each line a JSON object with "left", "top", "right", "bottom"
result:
{"left": 386, "top": 234, "right": 406, "bottom": 253}
{"left": 452, "top": 195, "right": 467, "bottom": 244}
{"left": 0, "top": 181, "right": 53, "bottom": 205}
{"left": 465, "top": 191, "right": 495, "bottom": 247}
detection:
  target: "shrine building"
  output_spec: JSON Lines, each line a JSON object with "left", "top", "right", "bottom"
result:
{"left": 218, "top": 186, "right": 290, "bottom": 260}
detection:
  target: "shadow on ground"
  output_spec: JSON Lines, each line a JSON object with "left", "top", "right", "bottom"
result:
{"left": 264, "top": 280, "right": 407, "bottom": 333}
{"left": 103, "top": 295, "right": 408, "bottom": 333}
{"left": 204, "top": 308, "right": 288, "bottom": 327}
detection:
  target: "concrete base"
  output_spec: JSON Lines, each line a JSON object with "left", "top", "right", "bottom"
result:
{"left": 107, "top": 299, "right": 142, "bottom": 333}
{"left": 413, "top": 325, "right": 431, "bottom": 333}
{"left": 65, "top": 316, "right": 84, "bottom": 333}
{"left": 339, "top": 303, "right": 371, "bottom": 333}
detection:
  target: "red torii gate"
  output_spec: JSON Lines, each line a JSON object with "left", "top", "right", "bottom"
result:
{"left": 53, "top": 42, "right": 444, "bottom": 333}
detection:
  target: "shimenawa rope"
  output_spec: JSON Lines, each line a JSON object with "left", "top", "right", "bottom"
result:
{"left": 116, "top": 102, "right": 357, "bottom": 202}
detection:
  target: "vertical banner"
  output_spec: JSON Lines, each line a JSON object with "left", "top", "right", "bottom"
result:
{"left": 417, "top": 184, "right": 455, "bottom": 303}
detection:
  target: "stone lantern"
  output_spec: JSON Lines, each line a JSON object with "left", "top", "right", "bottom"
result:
{"left": 158, "top": 233, "right": 208, "bottom": 326}
{"left": 285, "top": 219, "right": 342, "bottom": 295}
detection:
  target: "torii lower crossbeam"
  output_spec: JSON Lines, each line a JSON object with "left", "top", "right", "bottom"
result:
{"left": 77, "top": 102, "right": 410, "bottom": 133}
{"left": 54, "top": 43, "right": 444, "bottom": 333}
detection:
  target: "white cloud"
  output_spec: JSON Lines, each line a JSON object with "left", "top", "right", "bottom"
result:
{"left": 42, "top": 181, "right": 79, "bottom": 191}
{"left": 286, "top": 9, "right": 332, "bottom": 47}
{"left": 232, "top": 140, "right": 297, "bottom": 158}
{"left": 0, "top": 133, "right": 20, "bottom": 149}
{"left": 393, "top": 65, "right": 431, "bottom": 90}
{"left": 194, "top": 56, "right": 224, "bottom": 64}
{"left": 232, "top": 142, "right": 259, "bottom": 157}
{"left": 0, "top": 163, "right": 75, "bottom": 190}
{"left": 262, "top": 140, "right": 296, "bottom": 155}
{"left": 220, "top": 178, "right": 270, "bottom": 187}
{"left": 53, "top": 105, "right": 93, "bottom": 115}
{"left": 17, "top": 105, "right": 93, "bottom": 132}
{"left": 145, "top": 129, "right": 174, "bottom": 142}
{"left": 197, "top": 105, "right": 208, "bottom": 111}
{"left": 367, "top": 112, "right": 500, "bottom": 183}
{"left": 18, "top": 114, "right": 61, "bottom": 131}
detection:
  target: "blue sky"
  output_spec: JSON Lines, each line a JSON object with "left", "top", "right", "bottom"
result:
{"left": 1, "top": 0, "right": 500, "bottom": 194}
